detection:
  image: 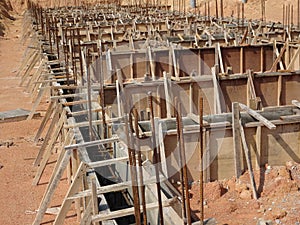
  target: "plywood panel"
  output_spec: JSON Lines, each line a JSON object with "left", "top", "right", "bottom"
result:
{"left": 222, "top": 47, "right": 240, "bottom": 74}
{"left": 244, "top": 46, "right": 261, "bottom": 73}
{"left": 254, "top": 76, "right": 278, "bottom": 107}
{"left": 282, "top": 75, "right": 300, "bottom": 105}
{"left": 220, "top": 79, "right": 247, "bottom": 112}
{"left": 200, "top": 48, "right": 214, "bottom": 75}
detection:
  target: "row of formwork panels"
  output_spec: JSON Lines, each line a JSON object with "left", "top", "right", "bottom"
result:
{"left": 126, "top": 105, "right": 300, "bottom": 183}
{"left": 85, "top": 43, "right": 300, "bottom": 85}
{"left": 101, "top": 71, "right": 300, "bottom": 120}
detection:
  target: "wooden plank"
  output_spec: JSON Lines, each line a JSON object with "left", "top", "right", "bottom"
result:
{"left": 292, "top": 100, "right": 300, "bottom": 108}
{"left": 79, "top": 200, "right": 92, "bottom": 225}
{"left": 34, "top": 100, "right": 56, "bottom": 142}
{"left": 27, "top": 83, "right": 50, "bottom": 120}
{"left": 20, "top": 52, "right": 40, "bottom": 86}
{"left": 287, "top": 46, "right": 300, "bottom": 70}
{"left": 148, "top": 46, "right": 156, "bottom": 80}
{"left": 163, "top": 72, "right": 172, "bottom": 118}
{"left": 50, "top": 92, "right": 87, "bottom": 100}
{"left": 255, "top": 126, "right": 262, "bottom": 170}
{"left": 277, "top": 75, "right": 282, "bottom": 106}
{"left": 46, "top": 131, "right": 74, "bottom": 194}
{"left": 26, "top": 59, "right": 45, "bottom": 93}
{"left": 91, "top": 198, "right": 177, "bottom": 223}
{"left": 232, "top": 102, "right": 242, "bottom": 178}
{"left": 32, "top": 114, "right": 66, "bottom": 185}
{"left": 245, "top": 119, "right": 300, "bottom": 127}
{"left": 53, "top": 163, "right": 87, "bottom": 225}
{"left": 239, "top": 103, "right": 276, "bottom": 130}
{"left": 67, "top": 108, "right": 102, "bottom": 117}
{"left": 212, "top": 66, "right": 221, "bottom": 114}
{"left": 239, "top": 120, "right": 258, "bottom": 200}
{"left": 67, "top": 175, "right": 166, "bottom": 201}
{"left": 270, "top": 41, "right": 287, "bottom": 72}
{"left": 32, "top": 150, "right": 72, "bottom": 225}
{"left": 91, "top": 176, "right": 100, "bottom": 225}
{"left": 64, "top": 120, "right": 104, "bottom": 129}
{"left": 87, "top": 156, "right": 128, "bottom": 168}
{"left": 65, "top": 136, "right": 119, "bottom": 150}
{"left": 33, "top": 105, "right": 63, "bottom": 166}
{"left": 217, "top": 43, "right": 225, "bottom": 74}
{"left": 280, "top": 115, "right": 300, "bottom": 122}
{"left": 62, "top": 100, "right": 97, "bottom": 107}
{"left": 171, "top": 45, "right": 179, "bottom": 80}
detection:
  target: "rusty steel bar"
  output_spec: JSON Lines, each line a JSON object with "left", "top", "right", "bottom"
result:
{"left": 133, "top": 108, "right": 147, "bottom": 225}
{"left": 242, "top": 2, "right": 245, "bottom": 32}
{"left": 199, "top": 97, "right": 204, "bottom": 225}
{"left": 176, "top": 97, "right": 192, "bottom": 225}
{"left": 148, "top": 91, "right": 164, "bottom": 225}
{"left": 125, "top": 112, "right": 141, "bottom": 225}
{"left": 215, "top": 0, "right": 218, "bottom": 19}
{"left": 175, "top": 97, "right": 187, "bottom": 225}
{"left": 220, "top": 0, "right": 223, "bottom": 19}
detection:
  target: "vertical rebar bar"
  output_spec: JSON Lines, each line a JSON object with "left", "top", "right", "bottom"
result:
{"left": 125, "top": 111, "right": 141, "bottom": 225}
{"left": 199, "top": 97, "right": 204, "bottom": 225}
{"left": 175, "top": 97, "right": 187, "bottom": 225}
{"left": 242, "top": 2, "right": 244, "bottom": 32}
{"left": 175, "top": 97, "right": 192, "bottom": 225}
{"left": 215, "top": 0, "right": 218, "bottom": 19}
{"left": 220, "top": 0, "right": 223, "bottom": 19}
{"left": 133, "top": 108, "right": 147, "bottom": 225}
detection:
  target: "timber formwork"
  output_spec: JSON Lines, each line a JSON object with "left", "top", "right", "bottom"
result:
{"left": 18, "top": 1, "right": 300, "bottom": 225}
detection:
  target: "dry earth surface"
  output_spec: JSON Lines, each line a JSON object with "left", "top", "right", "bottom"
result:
{"left": 0, "top": 0, "right": 299, "bottom": 225}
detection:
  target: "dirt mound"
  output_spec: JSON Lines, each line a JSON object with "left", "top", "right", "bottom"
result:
{"left": 190, "top": 162, "right": 300, "bottom": 224}
{"left": 0, "top": 0, "right": 15, "bottom": 36}
{"left": 0, "top": 0, "right": 27, "bottom": 36}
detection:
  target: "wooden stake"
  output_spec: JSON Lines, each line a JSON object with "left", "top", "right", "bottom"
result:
{"left": 232, "top": 102, "right": 242, "bottom": 178}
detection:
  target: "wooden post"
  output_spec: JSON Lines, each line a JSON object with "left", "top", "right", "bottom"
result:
{"left": 255, "top": 126, "right": 262, "bottom": 170}
{"left": 148, "top": 92, "right": 164, "bottom": 225}
{"left": 212, "top": 66, "right": 221, "bottom": 114}
{"left": 91, "top": 176, "right": 100, "bottom": 225}
{"left": 163, "top": 71, "right": 172, "bottom": 118}
{"left": 239, "top": 120, "right": 258, "bottom": 200}
{"left": 232, "top": 102, "right": 242, "bottom": 178}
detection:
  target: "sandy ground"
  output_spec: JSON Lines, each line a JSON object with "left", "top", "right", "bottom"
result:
{"left": 0, "top": 0, "right": 299, "bottom": 225}
{"left": 0, "top": 13, "right": 76, "bottom": 225}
